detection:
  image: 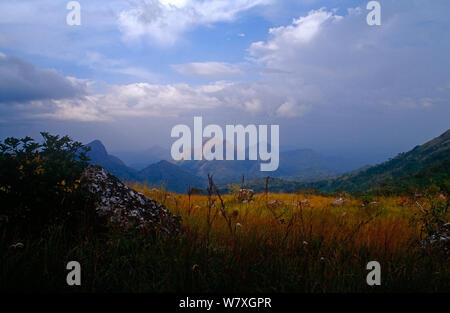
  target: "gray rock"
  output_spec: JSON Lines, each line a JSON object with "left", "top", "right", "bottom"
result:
{"left": 421, "top": 223, "right": 450, "bottom": 255}
{"left": 237, "top": 189, "right": 254, "bottom": 202}
{"left": 81, "top": 165, "right": 181, "bottom": 234}
{"left": 331, "top": 197, "right": 346, "bottom": 206}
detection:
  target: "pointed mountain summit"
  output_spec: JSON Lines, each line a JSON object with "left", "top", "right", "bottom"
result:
{"left": 87, "top": 140, "right": 137, "bottom": 181}
{"left": 86, "top": 140, "right": 207, "bottom": 193}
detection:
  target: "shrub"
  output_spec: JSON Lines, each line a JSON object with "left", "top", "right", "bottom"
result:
{"left": 0, "top": 132, "right": 91, "bottom": 237}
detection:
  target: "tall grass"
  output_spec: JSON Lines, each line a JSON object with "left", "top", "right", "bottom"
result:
{"left": 1, "top": 185, "right": 448, "bottom": 293}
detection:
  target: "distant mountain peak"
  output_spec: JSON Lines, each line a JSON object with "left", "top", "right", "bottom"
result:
{"left": 88, "top": 139, "right": 106, "bottom": 149}
{"left": 87, "top": 140, "right": 108, "bottom": 158}
{"left": 86, "top": 140, "right": 135, "bottom": 180}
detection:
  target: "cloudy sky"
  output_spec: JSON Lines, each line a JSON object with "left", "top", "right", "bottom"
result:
{"left": 0, "top": 0, "right": 449, "bottom": 165}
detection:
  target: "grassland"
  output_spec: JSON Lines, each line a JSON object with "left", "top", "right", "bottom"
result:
{"left": 1, "top": 184, "right": 449, "bottom": 293}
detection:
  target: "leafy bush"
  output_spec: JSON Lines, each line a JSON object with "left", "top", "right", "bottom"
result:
{"left": 0, "top": 132, "right": 91, "bottom": 237}
{"left": 415, "top": 189, "right": 449, "bottom": 238}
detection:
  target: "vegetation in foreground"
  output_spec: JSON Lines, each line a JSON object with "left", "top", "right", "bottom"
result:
{"left": 2, "top": 189, "right": 449, "bottom": 292}
{"left": 0, "top": 134, "right": 449, "bottom": 293}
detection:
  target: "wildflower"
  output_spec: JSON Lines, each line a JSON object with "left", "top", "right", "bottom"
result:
{"left": 300, "top": 199, "right": 311, "bottom": 207}
{"left": 268, "top": 200, "right": 283, "bottom": 208}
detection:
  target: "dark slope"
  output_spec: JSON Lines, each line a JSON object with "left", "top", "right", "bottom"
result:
{"left": 308, "top": 129, "right": 450, "bottom": 193}
{"left": 139, "top": 160, "right": 206, "bottom": 193}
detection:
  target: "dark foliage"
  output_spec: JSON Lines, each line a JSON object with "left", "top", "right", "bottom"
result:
{"left": 0, "top": 133, "right": 93, "bottom": 238}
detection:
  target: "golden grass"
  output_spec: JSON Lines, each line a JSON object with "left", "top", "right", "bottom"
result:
{"left": 132, "top": 184, "right": 425, "bottom": 259}
{"left": 116, "top": 184, "right": 449, "bottom": 292}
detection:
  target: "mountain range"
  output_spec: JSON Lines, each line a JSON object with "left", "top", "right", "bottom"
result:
{"left": 86, "top": 129, "right": 449, "bottom": 194}
{"left": 233, "top": 129, "right": 450, "bottom": 194}
{"left": 112, "top": 145, "right": 171, "bottom": 170}
{"left": 86, "top": 140, "right": 359, "bottom": 192}
{"left": 87, "top": 141, "right": 205, "bottom": 193}
{"left": 177, "top": 148, "right": 353, "bottom": 185}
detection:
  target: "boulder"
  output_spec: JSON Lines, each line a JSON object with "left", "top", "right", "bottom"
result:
{"left": 421, "top": 223, "right": 450, "bottom": 256}
{"left": 331, "top": 197, "right": 346, "bottom": 206}
{"left": 81, "top": 165, "right": 181, "bottom": 234}
{"left": 237, "top": 189, "right": 254, "bottom": 202}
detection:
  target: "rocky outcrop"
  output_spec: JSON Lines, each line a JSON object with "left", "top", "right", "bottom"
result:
{"left": 81, "top": 165, "right": 181, "bottom": 234}
{"left": 331, "top": 197, "right": 346, "bottom": 206}
{"left": 237, "top": 189, "right": 254, "bottom": 203}
{"left": 421, "top": 223, "right": 450, "bottom": 256}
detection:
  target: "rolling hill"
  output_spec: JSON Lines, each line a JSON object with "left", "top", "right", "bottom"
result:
{"left": 308, "top": 129, "right": 450, "bottom": 193}
{"left": 220, "top": 129, "right": 450, "bottom": 194}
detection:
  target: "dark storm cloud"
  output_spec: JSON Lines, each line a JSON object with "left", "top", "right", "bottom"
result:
{"left": 0, "top": 54, "right": 87, "bottom": 104}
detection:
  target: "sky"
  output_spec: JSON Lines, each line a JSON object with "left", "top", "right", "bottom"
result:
{"left": 0, "top": 0, "right": 449, "bottom": 165}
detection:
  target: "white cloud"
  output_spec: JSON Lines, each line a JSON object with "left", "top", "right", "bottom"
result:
{"left": 244, "top": 98, "right": 262, "bottom": 113}
{"left": 36, "top": 81, "right": 228, "bottom": 121}
{"left": 4, "top": 2, "right": 450, "bottom": 124}
{"left": 173, "top": 62, "right": 243, "bottom": 78}
{"left": 276, "top": 98, "right": 310, "bottom": 118}
{"left": 245, "top": 4, "right": 450, "bottom": 115}
{"left": 249, "top": 8, "right": 343, "bottom": 65}
{"left": 27, "top": 77, "right": 319, "bottom": 121}
{"left": 36, "top": 97, "right": 110, "bottom": 122}
{"left": 118, "top": 0, "right": 272, "bottom": 45}
{"left": 81, "top": 51, "right": 157, "bottom": 82}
